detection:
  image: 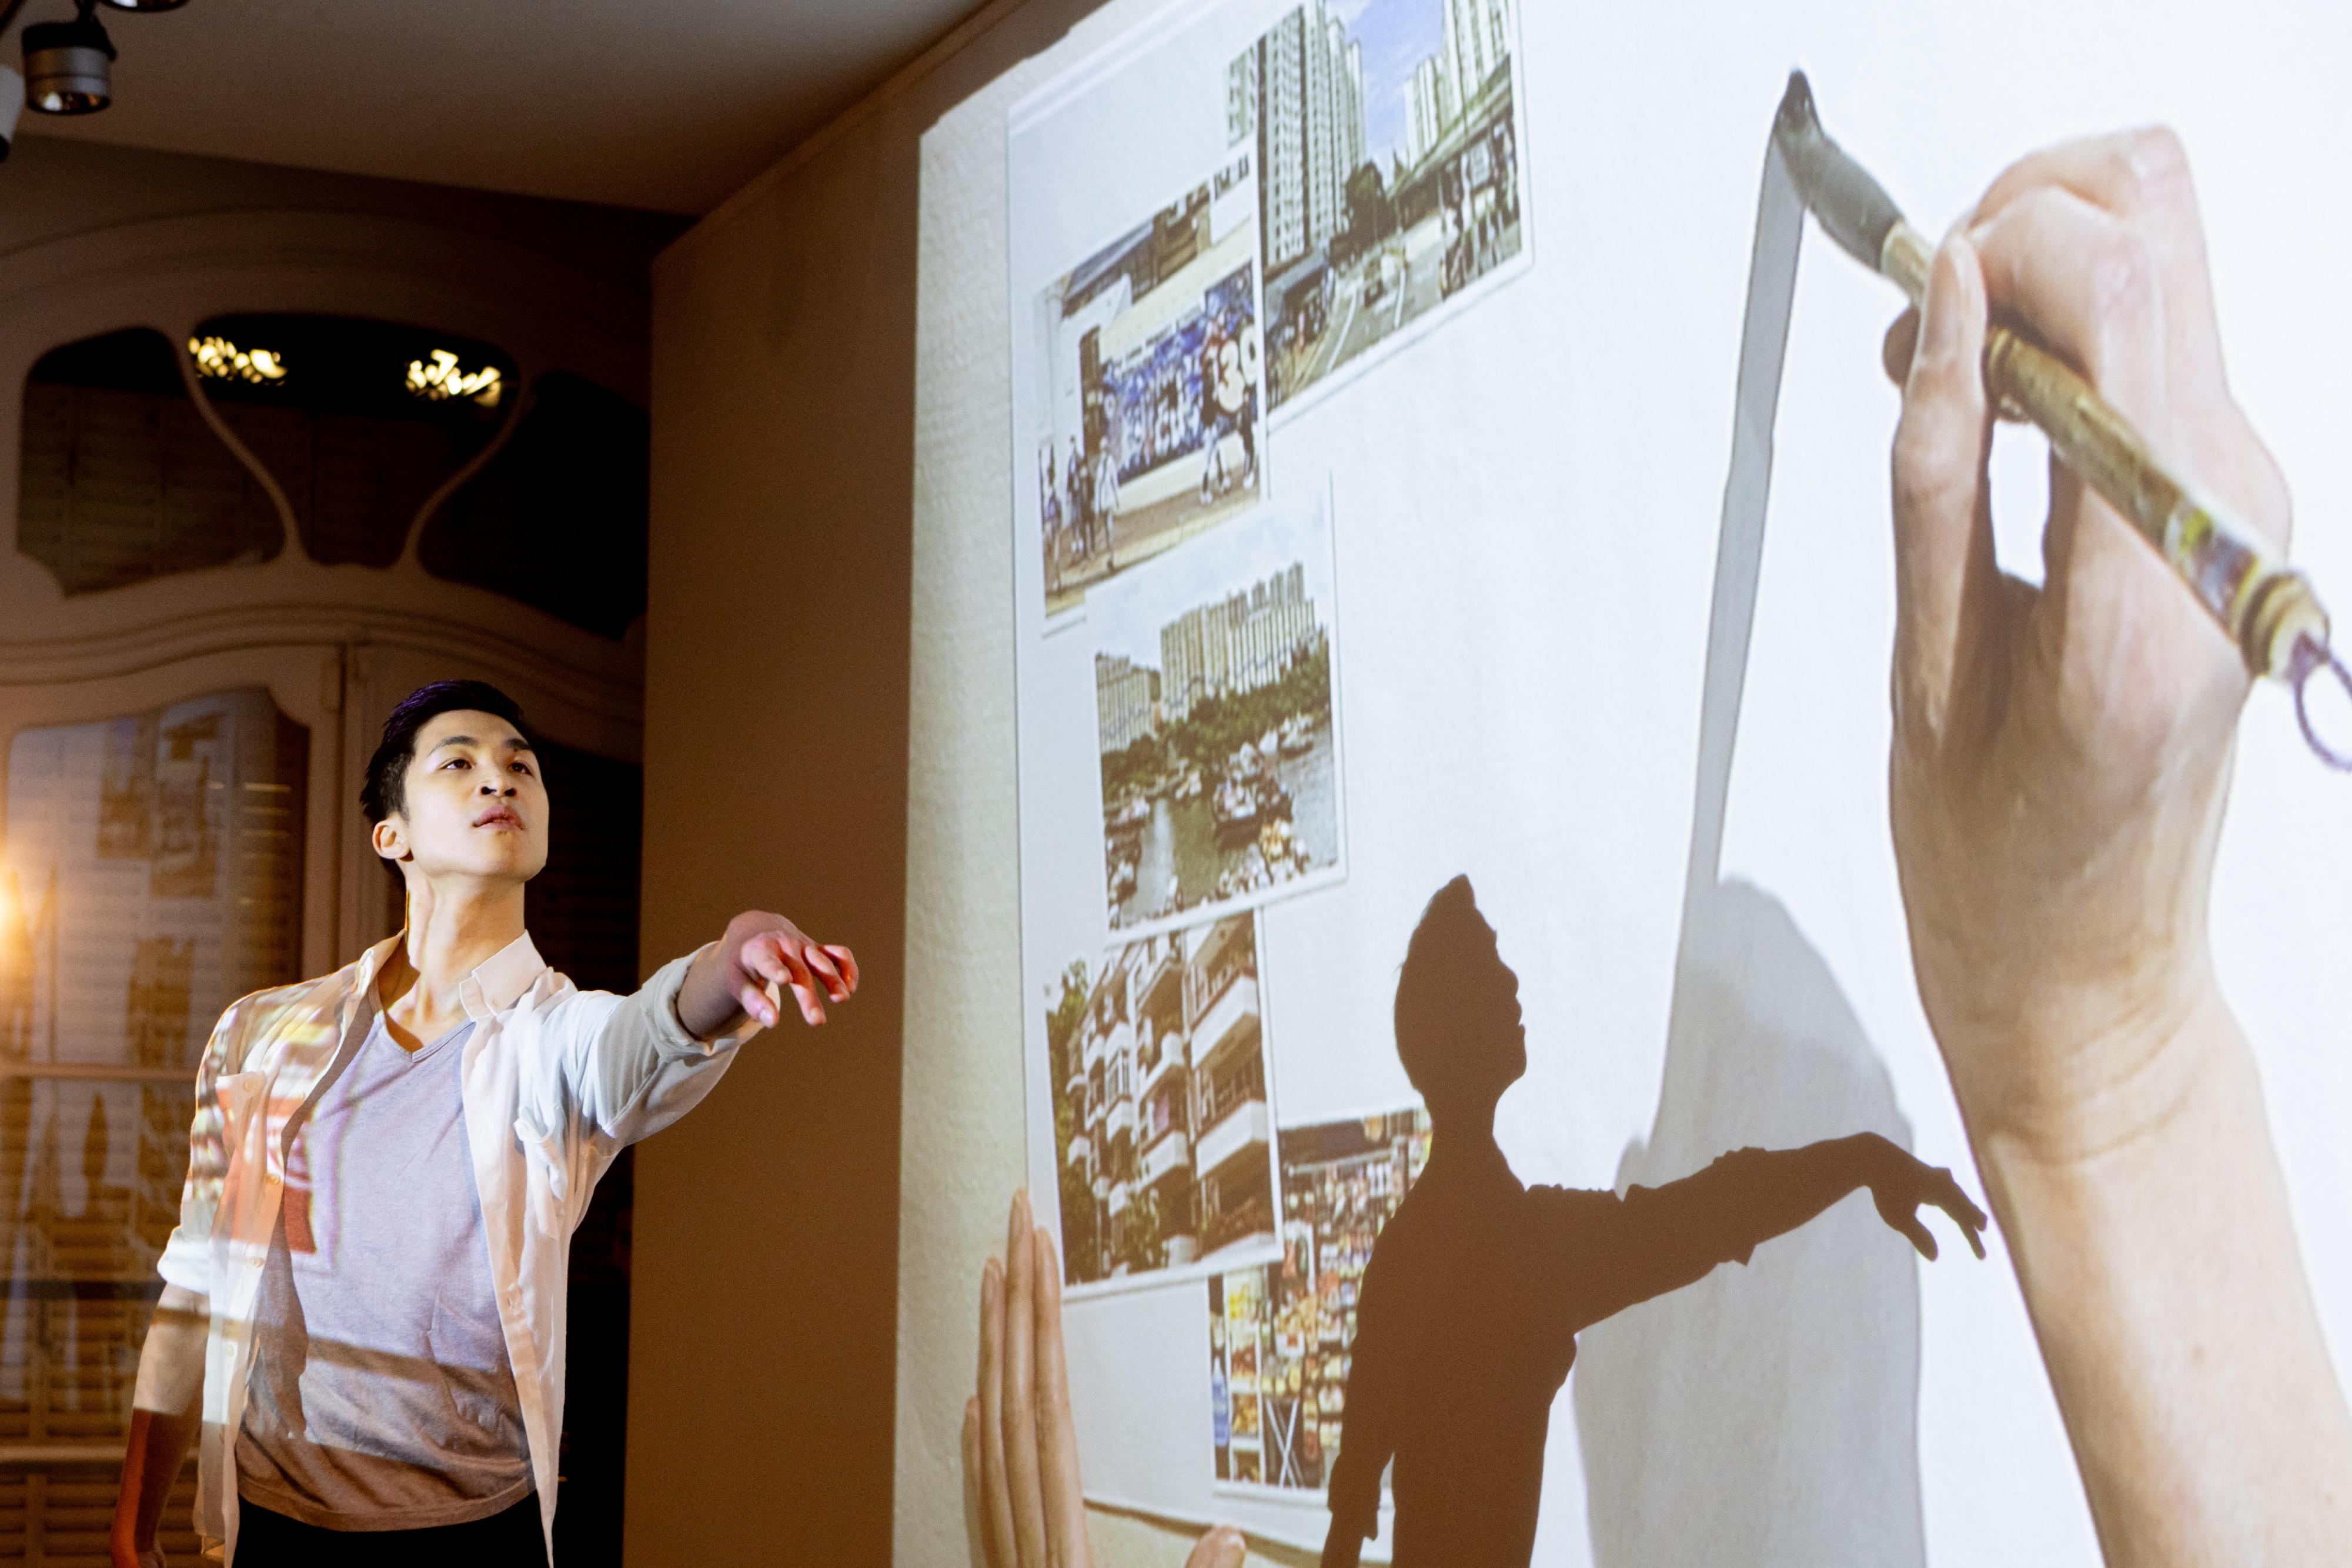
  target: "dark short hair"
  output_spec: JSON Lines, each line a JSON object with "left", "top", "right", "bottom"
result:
{"left": 1393, "top": 874, "right": 1482, "bottom": 1101}
{"left": 360, "top": 680, "right": 534, "bottom": 826}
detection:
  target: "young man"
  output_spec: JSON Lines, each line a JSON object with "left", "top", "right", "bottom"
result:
{"left": 108, "top": 680, "right": 857, "bottom": 1567}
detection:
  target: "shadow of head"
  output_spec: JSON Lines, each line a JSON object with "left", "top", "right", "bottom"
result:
{"left": 1396, "top": 875, "right": 1526, "bottom": 1126}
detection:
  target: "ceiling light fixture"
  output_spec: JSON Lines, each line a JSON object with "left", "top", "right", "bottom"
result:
{"left": 6, "top": 0, "right": 186, "bottom": 129}
{"left": 188, "top": 335, "right": 288, "bottom": 385}
{"left": 21, "top": 6, "right": 115, "bottom": 116}
{"left": 407, "top": 349, "right": 504, "bottom": 409}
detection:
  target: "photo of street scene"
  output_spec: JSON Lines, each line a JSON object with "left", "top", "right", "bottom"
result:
{"left": 1091, "top": 489, "right": 1343, "bottom": 935}
{"left": 1208, "top": 1111, "right": 1429, "bottom": 1489}
{"left": 1225, "top": 0, "right": 1526, "bottom": 415}
{"left": 1036, "top": 153, "right": 1268, "bottom": 618}
{"left": 1046, "top": 913, "right": 1281, "bottom": 1291}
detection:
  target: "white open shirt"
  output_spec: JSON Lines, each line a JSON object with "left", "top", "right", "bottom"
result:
{"left": 148, "top": 931, "right": 753, "bottom": 1563}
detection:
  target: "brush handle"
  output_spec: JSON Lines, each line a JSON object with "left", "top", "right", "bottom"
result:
{"left": 1882, "top": 222, "right": 2327, "bottom": 681}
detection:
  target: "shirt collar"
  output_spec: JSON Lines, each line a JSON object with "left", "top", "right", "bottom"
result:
{"left": 459, "top": 930, "right": 548, "bottom": 1020}
{"left": 355, "top": 928, "right": 549, "bottom": 1022}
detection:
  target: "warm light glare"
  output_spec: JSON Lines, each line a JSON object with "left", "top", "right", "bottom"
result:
{"left": 0, "top": 861, "right": 26, "bottom": 994}
{"left": 188, "top": 335, "right": 289, "bottom": 385}
{"left": 406, "top": 349, "right": 503, "bottom": 408}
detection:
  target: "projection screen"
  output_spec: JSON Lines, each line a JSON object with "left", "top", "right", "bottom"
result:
{"left": 901, "top": 1, "right": 2352, "bottom": 1562}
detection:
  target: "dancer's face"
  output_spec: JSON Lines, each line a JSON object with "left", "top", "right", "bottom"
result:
{"left": 372, "top": 710, "right": 549, "bottom": 887}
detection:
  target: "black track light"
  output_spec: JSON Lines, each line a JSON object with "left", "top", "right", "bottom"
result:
{"left": 21, "top": 12, "right": 115, "bottom": 115}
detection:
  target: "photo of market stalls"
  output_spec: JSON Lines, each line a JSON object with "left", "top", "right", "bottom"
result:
{"left": 1207, "top": 1110, "right": 1429, "bottom": 1489}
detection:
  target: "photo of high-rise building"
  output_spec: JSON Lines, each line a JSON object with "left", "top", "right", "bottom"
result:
{"left": 1227, "top": 0, "right": 1526, "bottom": 414}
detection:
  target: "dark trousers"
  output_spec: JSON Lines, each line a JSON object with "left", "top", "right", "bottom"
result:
{"left": 235, "top": 1493, "right": 542, "bottom": 1566}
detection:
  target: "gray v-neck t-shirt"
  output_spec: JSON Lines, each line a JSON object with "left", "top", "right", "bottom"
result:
{"left": 234, "top": 1007, "right": 533, "bottom": 1530}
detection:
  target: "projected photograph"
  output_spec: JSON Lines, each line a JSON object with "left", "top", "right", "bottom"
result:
{"left": 1046, "top": 912, "right": 1282, "bottom": 1292}
{"left": 1209, "top": 1109, "right": 1429, "bottom": 1492}
{"left": 1225, "top": 0, "right": 1528, "bottom": 417}
{"left": 1087, "top": 484, "right": 1345, "bottom": 940}
{"left": 1035, "top": 153, "right": 1269, "bottom": 620}
{"left": 1093, "top": 487, "right": 1344, "bottom": 937}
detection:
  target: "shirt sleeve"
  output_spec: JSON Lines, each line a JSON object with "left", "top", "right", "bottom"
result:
{"left": 562, "top": 944, "right": 761, "bottom": 1146}
{"left": 1532, "top": 1147, "right": 1781, "bottom": 1331}
{"left": 155, "top": 1001, "right": 243, "bottom": 1298}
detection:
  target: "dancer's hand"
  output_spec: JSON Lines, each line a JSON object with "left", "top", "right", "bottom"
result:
{"left": 965, "top": 1191, "right": 1247, "bottom": 1568}
{"left": 678, "top": 910, "right": 857, "bottom": 1036}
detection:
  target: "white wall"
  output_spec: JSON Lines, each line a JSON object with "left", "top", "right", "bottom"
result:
{"left": 903, "top": 1, "right": 2352, "bottom": 1564}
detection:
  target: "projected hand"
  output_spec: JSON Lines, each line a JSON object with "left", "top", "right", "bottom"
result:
{"left": 1879, "top": 129, "right": 2284, "bottom": 1157}
{"left": 679, "top": 910, "right": 858, "bottom": 1035}
{"left": 965, "top": 1191, "right": 1247, "bottom": 1568}
{"left": 1883, "top": 131, "right": 2352, "bottom": 1565}
{"left": 1862, "top": 1139, "right": 1987, "bottom": 1262}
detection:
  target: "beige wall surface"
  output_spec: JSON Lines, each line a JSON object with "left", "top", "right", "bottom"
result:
{"left": 637, "top": 1, "right": 1319, "bottom": 1561}
{"left": 627, "top": 2, "right": 1108, "bottom": 1564}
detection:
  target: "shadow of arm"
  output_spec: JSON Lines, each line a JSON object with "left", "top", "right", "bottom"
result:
{"left": 1566, "top": 1134, "right": 1939, "bottom": 1326}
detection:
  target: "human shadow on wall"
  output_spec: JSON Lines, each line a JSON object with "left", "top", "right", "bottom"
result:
{"left": 1573, "top": 877, "right": 1936, "bottom": 1567}
{"left": 1318, "top": 878, "right": 1983, "bottom": 1568}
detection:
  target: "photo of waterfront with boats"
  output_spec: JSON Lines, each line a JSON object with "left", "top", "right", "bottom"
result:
{"left": 1103, "top": 697, "right": 1337, "bottom": 930}
{"left": 1090, "top": 491, "right": 1345, "bottom": 935}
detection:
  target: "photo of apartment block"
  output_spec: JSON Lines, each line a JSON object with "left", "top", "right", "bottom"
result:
{"left": 1047, "top": 912, "right": 1278, "bottom": 1288}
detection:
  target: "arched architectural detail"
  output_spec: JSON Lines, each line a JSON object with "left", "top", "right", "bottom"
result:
{"left": 1, "top": 206, "right": 654, "bottom": 965}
